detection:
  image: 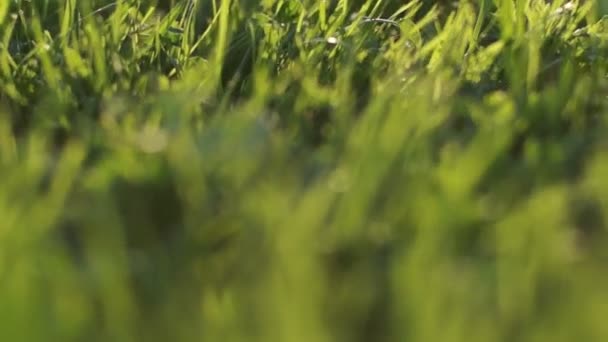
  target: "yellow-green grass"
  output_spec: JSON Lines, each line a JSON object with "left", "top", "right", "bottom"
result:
{"left": 1, "top": 0, "right": 608, "bottom": 340}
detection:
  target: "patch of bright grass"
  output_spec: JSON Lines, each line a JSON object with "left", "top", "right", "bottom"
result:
{"left": 1, "top": 0, "right": 608, "bottom": 340}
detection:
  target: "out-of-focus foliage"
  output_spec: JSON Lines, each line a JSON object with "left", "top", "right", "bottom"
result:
{"left": 1, "top": 0, "right": 608, "bottom": 340}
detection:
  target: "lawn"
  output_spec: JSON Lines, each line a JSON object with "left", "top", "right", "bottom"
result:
{"left": 1, "top": 0, "right": 608, "bottom": 341}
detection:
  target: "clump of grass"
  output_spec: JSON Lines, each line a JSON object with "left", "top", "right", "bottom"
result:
{"left": 1, "top": 0, "right": 608, "bottom": 340}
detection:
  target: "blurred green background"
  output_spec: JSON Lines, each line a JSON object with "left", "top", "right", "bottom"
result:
{"left": 1, "top": 0, "right": 608, "bottom": 340}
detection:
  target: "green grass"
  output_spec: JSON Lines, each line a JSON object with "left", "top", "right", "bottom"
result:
{"left": 1, "top": 0, "right": 608, "bottom": 340}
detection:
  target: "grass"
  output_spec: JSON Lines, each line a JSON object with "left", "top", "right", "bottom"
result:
{"left": 1, "top": 0, "right": 608, "bottom": 340}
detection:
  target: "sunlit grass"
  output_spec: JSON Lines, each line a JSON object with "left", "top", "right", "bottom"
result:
{"left": 0, "top": 0, "right": 608, "bottom": 340}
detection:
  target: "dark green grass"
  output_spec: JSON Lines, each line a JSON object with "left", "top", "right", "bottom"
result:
{"left": 1, "top": 0, "right": 608, "bottom": 341}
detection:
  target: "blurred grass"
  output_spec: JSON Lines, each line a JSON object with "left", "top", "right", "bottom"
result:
{"left": 1, "top": 0, "right": 608, "bottom": 341}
